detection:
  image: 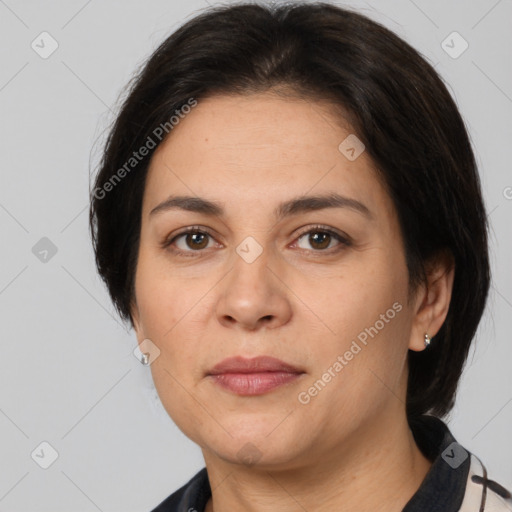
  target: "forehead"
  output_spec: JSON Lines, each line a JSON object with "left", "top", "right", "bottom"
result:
{"left": 142, "top": 92, "right": 392, "bottom": 220}
{"left": 155, "top": 92, "right": 354, "bottom": 160}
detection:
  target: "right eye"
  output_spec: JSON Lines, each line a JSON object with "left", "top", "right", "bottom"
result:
{"left": 161, "top": 226, "right": 221, "bottom": 257}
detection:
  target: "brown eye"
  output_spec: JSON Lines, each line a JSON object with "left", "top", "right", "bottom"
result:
{"left": 307, "top": 232, "right": 332, "bottom": 250}
{"left": 295, "top": 227, "right": 349, "bottom": 252}
{"left": 175, "top": 231, "right": 212, "bottom": 251}
{"left": 184, "top": 232, "right": 209, "bottom": 250}
{"left": 161, "top": 227, "right": 218, "bottom": 256}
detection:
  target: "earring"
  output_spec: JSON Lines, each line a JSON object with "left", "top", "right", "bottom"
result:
{"left": 424, "top": 333, "right": 431, "bottom": 348}
{"left": 141, "top": 352, "right": 151, "bottom": 365}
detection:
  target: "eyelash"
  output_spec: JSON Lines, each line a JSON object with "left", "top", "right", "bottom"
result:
{"left": 161, "top": 224, "right": 351, "bottom": 258}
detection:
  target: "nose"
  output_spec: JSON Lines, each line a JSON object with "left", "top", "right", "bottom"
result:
{"left": 215, "top": 248, "right": 293, "bottom": 331}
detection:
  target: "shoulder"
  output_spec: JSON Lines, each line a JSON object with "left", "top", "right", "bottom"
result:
{"left": 459, "top": 453, "right": 512, "bottom": 512}
{"left": 407, "top": 415, "right": 511, "bottom": 512}
{"left": 150, "top": 467, "right": 211, "bottom": 512}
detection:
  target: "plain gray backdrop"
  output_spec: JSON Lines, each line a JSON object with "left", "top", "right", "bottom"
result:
{"left": 0, "top": 0, "right": 511, "bottom": 510}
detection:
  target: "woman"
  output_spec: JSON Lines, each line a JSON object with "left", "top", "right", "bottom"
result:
{"left": 89, "top": 2, "right": 512, "bottom": 511}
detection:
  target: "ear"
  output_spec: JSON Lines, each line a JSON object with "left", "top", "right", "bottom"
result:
{"left": 409, "top": 251, "right": 455, "bottom": 351}
{"left": 130, "top": 299, "right": 146, "bottom": 343}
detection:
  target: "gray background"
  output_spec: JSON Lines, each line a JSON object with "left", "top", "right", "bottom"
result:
{"left": 0, "top": 0, "right": 510, "bottom": 510}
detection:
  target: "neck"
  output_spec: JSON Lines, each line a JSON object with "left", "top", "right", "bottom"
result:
{"left": 203, "top": 406, "right": 432, "bottom": 512}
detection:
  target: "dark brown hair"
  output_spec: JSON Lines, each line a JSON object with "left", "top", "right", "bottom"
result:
{"left": 89, "top": 1, "right": 490, "bottom": 420}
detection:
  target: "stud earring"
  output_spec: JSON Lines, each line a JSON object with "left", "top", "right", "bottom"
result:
{"left": 141, "top": 352, "right": 151, "bottom": 365}
{"left": 424, "top": 333, "right": 431, "bottom": 348}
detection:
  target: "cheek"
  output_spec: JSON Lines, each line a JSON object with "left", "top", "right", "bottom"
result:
{"left": 149, "top": 362, "right": 205, "bottom": 443}
{"left": 308, "top": 253, "right": 411, "bottom": 390}
{"left": 134, "top": 256, "right": 211, "bottom": 371}
{"left": 329, "top": 258, "right": 406, "bottom": 331}
{"left": 134, "top": 249, "right": 193, "bottom": 334}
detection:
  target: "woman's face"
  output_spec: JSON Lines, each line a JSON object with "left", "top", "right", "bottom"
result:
{"left": 132, "top": 91, "right": 425, "bottom": 469}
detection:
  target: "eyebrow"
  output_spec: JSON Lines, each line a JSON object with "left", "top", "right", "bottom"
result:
{"left": 149, "top": 193, "right": 372, "bottom": 220}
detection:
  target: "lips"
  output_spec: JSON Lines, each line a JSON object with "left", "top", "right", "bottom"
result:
{"left": 207, "top": 355, "right": 303, "bottom": 376}
{"left": 206, "top": 356, "right": 305, "bottom": 396}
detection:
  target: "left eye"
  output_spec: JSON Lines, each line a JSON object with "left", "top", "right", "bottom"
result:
{"left": 294, "top": 228, "right": 348, "bottom": 251}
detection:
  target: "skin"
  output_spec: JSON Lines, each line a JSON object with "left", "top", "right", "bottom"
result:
{"left": 131, "top": 91, "right": 455, "bottom": 512}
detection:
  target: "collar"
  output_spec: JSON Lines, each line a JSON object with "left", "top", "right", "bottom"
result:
{"left": 402, "top": 414, "right": 470, "bottom": 511}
